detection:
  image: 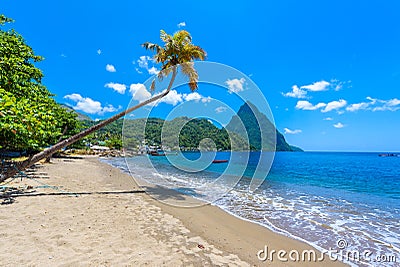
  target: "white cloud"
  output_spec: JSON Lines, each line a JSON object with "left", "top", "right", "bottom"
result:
{"left": 331, "top": 79, "right": 342, "bottom": 91}
{"left": 161, "top": 91, "right": 211, "bottom": 106}
{"left": 321, "top": 99, "right": 347, "bottom": 113}
{"left": 387, "top": 98, "right": 400, "bottom": 106}
{"left": 97, "top": 49, "right": 102, "bottom": 55}
{"left": 158, "top": 89, "right": 183, "bottom": 106}
{"left": 135, "top": 68, "right": 143, "bottom": 74}
{"left": 225, "top": 78, "right": 246, "bottom": 94}
{"left": 295, "top": 100, "right": 326, "bottom": 111}
{"left": 127, "top": 85, "right": 211, "bottom": 106}
{"left": 346, "top": 96, "right": 376, "bottom": 112}
{"left": 61, "top": 53, "right": 67, "bottom": 58}
{"left": 102, "top": 105, "right": 121, "bottom": 113}
{"left": 201, "top": 96, "right": 212, "bottom": 103}
{"left": 64, "top": 93, "right": 82, "bottom": 102}
{"left": 181, "top": 92, "right": 211, "bottom": 103}
{"left": 64, "top": 93, "right": 120, "bottom": 115}
{"left": 295, "top": 99, "right": 347, "bottom": 113}
{"left": 323, "top": 117, "right": 333, "bottom": 121}
{"left": 129, "top": 83, "right": 151, "bottom": 102}
{"left": 137, "top": 56, "right": 159, "bottom": 75}
{"left": 284, "top": 79, "right": 350, "bottom": 99}
{"left": 284, "top": 128, "right": 302, "bottom": 134}
{"left": 177, "top": 22, "right": 186, "bottom": 28}
{"left": 372, "top": 98, "right": 400, "bottom": 111}
{"left": 183, "top": 92, "right": 202, "bottom": 102}
{"left": 346, "top": 102, "right": 370, "bottom": 112}
{"left": 344, "top": 96, "right": 400, "bottom": 112}
{"left": 215, "top": 106, "right": 227, "bottom": 113}
{"left": 366, "top": 96, "right": 377, "bottom": 103}
{"left": 148, "top": 66, "right": 159, "bottom": 75}
{"left": 106, "top": 64, "right": 116, "bottom": 72}
{"left": 137, "top": 56, "right": 152, "bottom": 69}
{"left": 172, "top": 91, "right": 212, "bottom": 105}
{"left": 282, "top": 85, "right": 307, "bottom": 98}
{"left": 105, "top": 82, "right": 126, "bottom": 94}
{"left": 331, "top": 79, "right": 351, "bottom": 91}
{"left": 300, "top": 80, "right": 330, "bottom": 92}
{"left": 333, "top": 122, "right": 345, "bottom": 129}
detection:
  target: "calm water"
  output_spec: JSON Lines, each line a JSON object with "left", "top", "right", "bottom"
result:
{"left": 102, "top": 152, "right": 400, "bottom": 266}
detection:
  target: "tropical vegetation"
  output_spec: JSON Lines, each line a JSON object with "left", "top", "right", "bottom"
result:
{"left": 0, "top": 15, "right": 80, "bottom": 154}
{"left": 0, "top": 15, "right": 206, "bottom": 182}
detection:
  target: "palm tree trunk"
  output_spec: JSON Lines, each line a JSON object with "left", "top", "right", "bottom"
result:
{"left": 45, "top": 125, "right": 68, "bottom": 163}
{"left": 0, "top": 68, "right": 177, "bottom": 183}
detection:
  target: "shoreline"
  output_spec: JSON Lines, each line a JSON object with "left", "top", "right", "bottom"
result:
{"left": 0, "top": 156, "right": 347, "bottom": 266}
{"left": 100, "top": 156, "right": 347, "bottom": 266}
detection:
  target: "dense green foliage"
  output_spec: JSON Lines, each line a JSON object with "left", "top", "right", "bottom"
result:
{"left": 78, "top": 101, "right": 303, "bottom": 152}
{"left": 226, "top": 101, "right": 298, "bottom": 151}
{"left": 0, "top": 15, "right": 80, "bottom": 153}
{"left": 139, "top": 117, "right": 244, "bottom": 150}
{"left": 84, "top": 117, "right": 248, "bottom": 151}
{"left": 80, "top": 119, "right": 124, "bottom": 149}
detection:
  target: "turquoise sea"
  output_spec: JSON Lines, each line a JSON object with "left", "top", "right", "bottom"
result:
{"left": 102, "top": 152, "right": 400, "bottom": 266}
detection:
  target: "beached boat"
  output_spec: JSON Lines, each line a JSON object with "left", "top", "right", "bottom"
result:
{"left": 212, "top": 159, "right": 228, "bottom": 163}
{"left": 378, "top": 153, "right": 398, "bottom": 157}
{"left": 150, "top": 151, "right": 166, "bottom": 156}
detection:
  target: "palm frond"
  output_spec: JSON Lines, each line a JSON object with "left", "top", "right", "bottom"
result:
{"left": 141, "top": 42, "right": 161, "bottom": 53}
{"left": 157, "top": 67, "right": 173, "bottom": 81}
{"left": 150, "top": 79, "right": 156, "bottom": 91}
{"left": 159, "top": 30, "right": 171, "bottom": 43}
{"left": 180, "top": 62, "right": 199, "bottom": 91}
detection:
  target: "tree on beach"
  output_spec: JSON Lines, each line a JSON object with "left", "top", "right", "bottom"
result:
{"left": 0, "top": 18, "right": 206, "bottom": 182}
{"left": 0, "top": 16, "right": 79, "bottom": 155}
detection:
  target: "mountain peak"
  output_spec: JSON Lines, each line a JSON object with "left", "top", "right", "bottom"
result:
{"left": 238, "top": 101, "right": 257, "bottom": 113}
{"left": 60, "top": 104, "right": 92, "bottom": 121}
{"left": 226, "top": 101, "right": 302, "bottom": 151}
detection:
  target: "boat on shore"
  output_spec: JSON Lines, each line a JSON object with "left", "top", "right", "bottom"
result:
{"left": 150, "top": 151, "right": 166, "bottom": 156}
{"left": 378, "top": 153, "right": 398, "bottom": 157}
{"left": 212, "top": 159, "right": 229, "bottom": 163}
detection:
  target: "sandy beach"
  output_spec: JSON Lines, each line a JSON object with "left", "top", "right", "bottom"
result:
{"left": 0, "top": 156, "right": 347, "bottom": 266}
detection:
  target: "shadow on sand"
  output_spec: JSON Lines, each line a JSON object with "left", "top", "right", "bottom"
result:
{"left": 141, "top": 184, "right": 207, "bottom": 207}
{"left": 0, "top": 189, "right": 146, "bottom": 205}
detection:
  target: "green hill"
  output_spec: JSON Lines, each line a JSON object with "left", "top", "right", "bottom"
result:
{"left": 123, "top": 117, "right": 248, "bottom": 151}
{"left": 76, "top": 102, "right": 302, "bottom": 152}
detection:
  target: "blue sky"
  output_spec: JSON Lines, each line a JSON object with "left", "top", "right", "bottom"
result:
{"left": 3, "top": 0, "right": 400, "bottom": 152}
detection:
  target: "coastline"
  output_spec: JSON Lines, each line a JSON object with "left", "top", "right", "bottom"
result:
{"left": 0, "top": 156, "right": 346, "bottom": 266}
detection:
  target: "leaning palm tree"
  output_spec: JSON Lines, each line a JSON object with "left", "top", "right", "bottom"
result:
{"left": 1, "top": 30, "right": 206, "bottom": 182}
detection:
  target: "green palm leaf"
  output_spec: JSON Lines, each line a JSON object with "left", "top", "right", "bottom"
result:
{"left": 142, "top": 30, "right": 206, "bottom": 91}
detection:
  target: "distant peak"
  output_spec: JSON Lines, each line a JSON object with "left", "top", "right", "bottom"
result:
{"left": 238, "top": 101, "right": 259, "bottom": 113}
